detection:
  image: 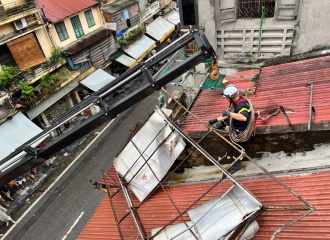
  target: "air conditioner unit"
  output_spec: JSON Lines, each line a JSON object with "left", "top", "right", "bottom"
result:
{"left": 14, "top": 18, "right": 28, "bottom": 31}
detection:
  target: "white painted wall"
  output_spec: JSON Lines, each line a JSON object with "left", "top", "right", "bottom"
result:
{"left": 293, "top": 0, "right": 330, "bottom": 53}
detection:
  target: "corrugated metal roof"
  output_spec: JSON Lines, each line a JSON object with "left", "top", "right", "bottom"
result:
{"left": 180, "top": 55, "right": 330, "bottom": 133}
{"left": 36, "top": 0, "right": 98, "bottom": 23}
{"left": 62, "top": 28, "right": 113, "bottom": 55}
{"left": 102, "top": 0, "right": 138, "bottom": 14}
{"left": 79, "top": 170, "right": 330, "bottom": 239}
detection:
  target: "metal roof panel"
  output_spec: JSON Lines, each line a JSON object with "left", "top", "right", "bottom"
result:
{"left": 180, "top": 55, "right": 330, "bottom": 133}
{"left": 36, "top": 0, "right": 98, "bottom": 23}
{"left": 79, "top": 170, "right": 330, "bottom": 239}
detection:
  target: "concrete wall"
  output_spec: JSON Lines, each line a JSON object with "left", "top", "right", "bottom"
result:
{"left": 293, "top": 1, "right": 330, "bottom": 54}
{"left": 196, "top": 0, "right": 330, "bottom": 61}
{"left": 197, "top": 0, "right": 217, "bottom": 55}
{"left": 49, "top": 6, "right": 104, "bottom": 48}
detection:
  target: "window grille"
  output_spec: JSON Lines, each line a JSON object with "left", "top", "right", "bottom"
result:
{"left": 84, "top": 9, "right": 95, "bottom": 28}
{"left": 55, "top": 22, "right": 69, "bottom": 41}
{"left": 238, "top": 0, "right": 276, "bottom": 19}
{"left": 70, "top": 16, "right": 84, "bottom": 39}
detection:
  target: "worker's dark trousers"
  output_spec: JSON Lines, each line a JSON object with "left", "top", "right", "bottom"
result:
{"left": 228, "top": 139, "right": 250, "bottom": 174}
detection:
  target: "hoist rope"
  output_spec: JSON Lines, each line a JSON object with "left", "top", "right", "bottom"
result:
{"left": 229, "top": 6, "right": 265, "bottom": 143}
{"left": 229, "top": 98, "right": 256, "bottom": 143}
{"left": 246, "top": 5, "right": 265, "bottom": 97}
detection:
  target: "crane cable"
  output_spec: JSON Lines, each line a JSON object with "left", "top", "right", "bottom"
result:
{"left": 246, "top": 5, "right": 265, "bottom": 97}
{"left": 228, "top": 7, "right": 265, "bottom": 143}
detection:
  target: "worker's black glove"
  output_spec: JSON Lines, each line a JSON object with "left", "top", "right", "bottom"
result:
{"left": 222, "top": 110, "right": 231, "bottom": 117}
{"left": 212, "top": 121, "right": 225, "bottom": 129}
{"left": 208, "top": 118, "right": 218, "bottom": 125}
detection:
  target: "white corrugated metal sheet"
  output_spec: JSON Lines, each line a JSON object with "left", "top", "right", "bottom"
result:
{"left": 80, "top": 69, "right": 116, "bottom": 91}
{"left": 188, "top": 186, "right": 262, "bottom": 240}
{"left": 115, "top": 54, "right": 137, "bottom": 68}
{"left": 113, "top": 109, "right": 186, "bottom": 202}
{"left": 123, "top": 35, "right": 156, "bottom": 62}
{"left": 0, "top": 112, "right": 48, "bottom": 169}
{"left": 163, "top": 9, "right": 180, "bottom": 25}
{"left": 146, "top": 16, "right": 175, "bottom": 42}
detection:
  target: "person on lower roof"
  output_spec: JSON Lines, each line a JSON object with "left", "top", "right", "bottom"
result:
{"left": 208, "top": 84, "right": 255, "bottom": 174}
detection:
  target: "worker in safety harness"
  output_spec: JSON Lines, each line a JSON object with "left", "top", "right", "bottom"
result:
{"left": 208, "top": 84, "right": 255, "bottom": 174}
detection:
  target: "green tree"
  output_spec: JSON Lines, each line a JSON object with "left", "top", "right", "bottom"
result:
{"left": 0, "top": 65, "right": 20, "bottom": 86}
{"left": 19, "top": 81, "right": 34, "bottom": 99}
{"left": 50, "top": 47, "right": 65, "bottom": 64}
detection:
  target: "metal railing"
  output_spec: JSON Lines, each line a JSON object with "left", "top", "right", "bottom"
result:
{"left": 238, "top": 0, "right": 275, "bottom": 19}
{"left": 0, "top": 0, "right": 36, "bottom": 20}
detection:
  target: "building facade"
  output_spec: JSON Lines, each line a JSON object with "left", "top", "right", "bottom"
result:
{"left": 188, "top": 0, "right": 330, "bottom": 61}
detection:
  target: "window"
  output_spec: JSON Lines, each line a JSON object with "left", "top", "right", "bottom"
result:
{"left": 238, "top": 0, "right": 276, "bottom": 19}
{"left": 218, "top": 0, "right": 298, "bottom": 23}
{"left": 84, "top": 9, "right": 95, "bottom": 28}
{"left": 123, "top": 8, "right": 131, "bottom": 27}
{"left": 70, "top": 16, "right": 84, "bottom": 38}
{"left": 54, "top": 22, "right": 69, "bottom": 41}
{"left": 179, "top": 0, "right": 198, "bottom": 27}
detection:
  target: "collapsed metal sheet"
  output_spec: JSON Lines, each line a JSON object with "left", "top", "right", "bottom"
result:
{"left": 114, "top": 109, "right": 186, "bottom": 202}
{"left": 188, "top": 186, "right": 262, "bottom": 240}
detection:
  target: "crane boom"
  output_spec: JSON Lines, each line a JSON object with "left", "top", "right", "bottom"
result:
{"left": 0, "top": 29, "right": 216, "bottom": 185}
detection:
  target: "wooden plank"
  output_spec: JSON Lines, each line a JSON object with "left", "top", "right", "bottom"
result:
{"left": 7, "top": 33, "right": 46, "bottom": 70}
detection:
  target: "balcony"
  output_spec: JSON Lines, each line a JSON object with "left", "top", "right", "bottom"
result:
{"left": 2, "top": 61, "right": 66, "bottom": 92}
{"left": 11, "top": 66, "right": 80, "bottom": 109}
{"left": 140, "top": 1, "right": 160, "bottom": 24}
{"left": 0, "top": 0, "right": 37, "bottom": 23}
{"left": 0, "top": 92, "right": 16, "bottom": 124}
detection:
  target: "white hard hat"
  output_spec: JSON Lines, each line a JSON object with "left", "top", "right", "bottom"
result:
{"left": 222, "top": 84, "right": 239, "bottom": 98}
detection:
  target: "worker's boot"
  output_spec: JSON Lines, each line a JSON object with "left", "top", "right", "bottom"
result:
{"left": 228, "top": 161, "right": 241, "bottom": 174}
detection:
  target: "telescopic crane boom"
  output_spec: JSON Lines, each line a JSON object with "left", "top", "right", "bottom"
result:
{"left": 0, "top": 29, "right": 216, "bottom": 185}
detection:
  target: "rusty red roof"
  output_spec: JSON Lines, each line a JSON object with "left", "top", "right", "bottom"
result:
{"left": 36, "top": 0, "right": 98, "bottom": 23}
{"left": 180, "top": 55, "right": 330, "bottom": 133}
{"left": 78, "top": 170, "right": 330, "bottom": 239}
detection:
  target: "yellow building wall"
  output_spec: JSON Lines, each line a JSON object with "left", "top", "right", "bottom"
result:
{"left": 1, "top": 0, "right": 26, "bottom": 10}
{"left": 35, "top": 27, "right": 53, "bottom": 59}
{"left": 0, "top": 22, "right": 15, "bottom": 36}
{"left": 49, "top": 6, "right": 104, "bottom": 48}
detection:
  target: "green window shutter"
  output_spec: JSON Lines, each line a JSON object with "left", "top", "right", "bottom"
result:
{"left": 84, "top": 9, "right": 95, "bottom": 28}
{"left": 55, "top": 22, "right": 69, "bottom": 41}
{"left": 70, "top": 16, "right": 84, "bottom": 38}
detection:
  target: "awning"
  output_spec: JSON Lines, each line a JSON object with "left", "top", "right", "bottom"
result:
{"left": 109, "top": 49, "right": 125, "bottom": 60}
{"left": 123, "top": 35, "right": 156, "bottom": 62}
{"left": 27, "top": 80, "right": 78, "bottom": 120}
{"left": 0, "top": 112, "right": 48, "bottom": 165}
{"left": 146, "top": 17, "right": 175, "bottom": 43}
{"left": 80, "top": 69, "right": 116, "bottom": 91}
{"left": 115, "top": 54, "right": 138, "bottom": 68}
{"left": 102, "top": 0, "right": 138, "bottom": 14}
{"left": 62, "top": 28, "right": 114, "bottom": 55}
{"left": 163, "top": 9, "right": 181, "bottom": 25}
